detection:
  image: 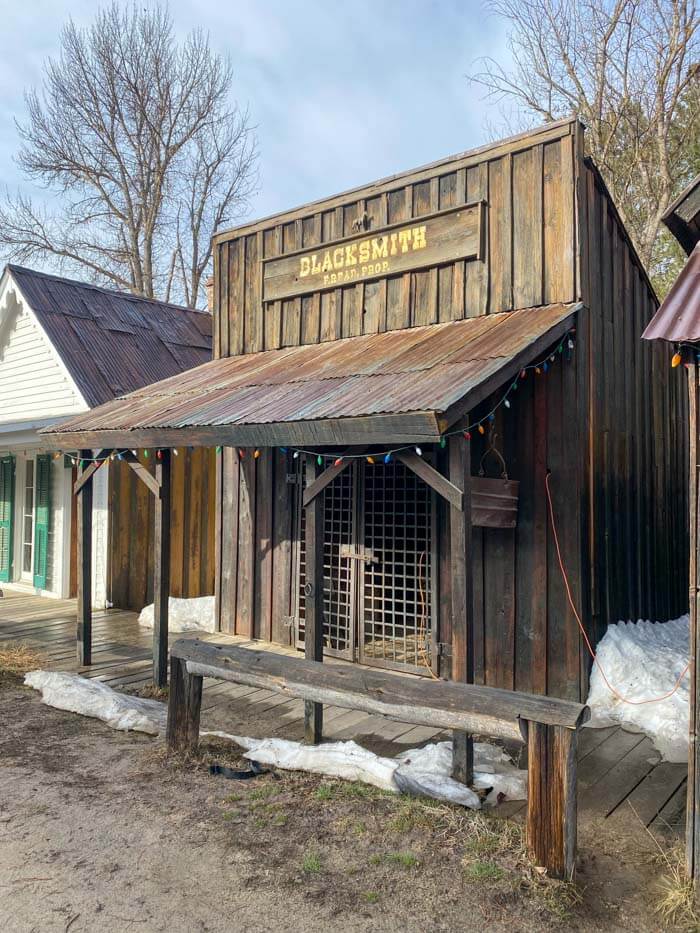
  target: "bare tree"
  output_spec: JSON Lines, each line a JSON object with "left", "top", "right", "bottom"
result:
{"left": 471, "top": 0, "right": 699, "bottom": 291}
{"left": 0, "top": 3, "right": 257, "bottom": 307}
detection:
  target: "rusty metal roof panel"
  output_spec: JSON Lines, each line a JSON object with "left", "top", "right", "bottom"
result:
{"left": 8, "top": 264, "right": 212, "bottom": 407}
{"left": 642, "top": 244, "right": 700, "bottom": 343}
{"left": 43, "top": 302, "right": 579, "bottom": 445}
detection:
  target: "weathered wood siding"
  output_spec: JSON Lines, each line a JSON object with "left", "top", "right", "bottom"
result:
{"left": 108, "top": 449, "right": 216, "bottom": 611}
{"left": 213, "top": 119, "right": 577, "bottom": 357}
{"left": 687, "top": 364, "right": 699, "bottom": 877}
{"left": 216, "top": 446, "right": 294, "bottom": 645}
{"left": 433, "top": 349, "right": 585, "bottom": 699}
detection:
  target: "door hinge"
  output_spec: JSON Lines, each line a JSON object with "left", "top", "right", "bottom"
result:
{"left": 286, "top": 473, "right": 302, "bottom": 485}
{"left": 282, "top": 615, "right": 296, "bottom": 628}
{"left": 437, "top": 642, "right": 452, "bottom": 658}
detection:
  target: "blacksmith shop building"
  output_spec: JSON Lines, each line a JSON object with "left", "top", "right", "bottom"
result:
{"left": 42, "top": 118, "right": 687, "bottom": 701}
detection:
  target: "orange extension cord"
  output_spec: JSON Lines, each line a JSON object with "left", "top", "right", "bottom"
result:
{"left": 545, "top": 471, "right": 689, "bottom": 706}
{"left": 417, "top": 549, "right": 439, "bottom": 680}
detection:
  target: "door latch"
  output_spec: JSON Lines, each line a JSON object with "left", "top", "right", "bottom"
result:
{"left": 339, "top": 544, "right": 378, "bottom": 564}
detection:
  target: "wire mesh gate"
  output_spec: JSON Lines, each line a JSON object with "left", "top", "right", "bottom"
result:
{"left": 293, "top": 458, "right": 437, "bottom": 675}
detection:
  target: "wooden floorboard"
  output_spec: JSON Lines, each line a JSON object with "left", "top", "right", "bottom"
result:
{"left": 0, "top": 592, "right": 688, "bottom": 834}
{"left": 651, "top": 779, "right": 688, "bottom": 836}
{"left": 608, "top": 761, "right": 687, "bottom": 827}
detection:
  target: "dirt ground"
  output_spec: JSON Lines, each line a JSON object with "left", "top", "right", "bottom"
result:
{"left": 0, "top": 678, "right": 680, "bottom": 933}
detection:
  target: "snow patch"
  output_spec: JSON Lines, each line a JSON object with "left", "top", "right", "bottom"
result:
{"left": 585, "top": 615, "right": 689, "bottom": 762}
{"left": 204, "top": 733, "right": 401, "bottom": 792}
{"left": 395, "top": 740, "right": 527, "bottom": 807}
{"left": 201, "top": 732, "right": 528, "bottom": 808}
{"left": 24, "top": 670, "right": 167, "bottom": 735}
{"left": 138, "top": 596, "right": 215, "bottom": 633}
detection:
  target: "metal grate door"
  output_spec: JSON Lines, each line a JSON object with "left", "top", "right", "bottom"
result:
{"left": 294, "top": 462, "right": 356, "bottom": 659}
{"left": 360, "top": 459, "right": 436, "bottom": 675}
{"left": 293, "top": 458, "right": 436, "bottom": 675}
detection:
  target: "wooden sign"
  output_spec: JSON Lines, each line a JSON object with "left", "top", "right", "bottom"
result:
{"left": 262, "top": 202, "right": 484, "bottom": 303}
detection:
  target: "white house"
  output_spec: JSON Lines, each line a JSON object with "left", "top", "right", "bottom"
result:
{"left": 0, "top": 265, "right": 211, "bottom": 606}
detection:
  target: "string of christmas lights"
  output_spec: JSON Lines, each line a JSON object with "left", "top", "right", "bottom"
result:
{"left": 58, "top": 329, "right": 575, "bottom": 470}
{"left": 60, "top": 448, "right": 180, "bottom": 468}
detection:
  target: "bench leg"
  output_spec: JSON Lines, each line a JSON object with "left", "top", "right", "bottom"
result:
{"left": 304, "top": 700, "right": 323, "bottom": 745}
{"left": 526, "top": 722, "right": 578, "bottom": 880}
{"left": 166, "top": 655, "right": 203, "bottom": 754}
{"left": 452, "top": 731, "right": 473, "bottom": 784}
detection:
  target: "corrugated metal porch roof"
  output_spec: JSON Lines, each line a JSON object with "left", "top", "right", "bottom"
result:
{"left": 41, "top": 302, "right": 580, "bottom": 448}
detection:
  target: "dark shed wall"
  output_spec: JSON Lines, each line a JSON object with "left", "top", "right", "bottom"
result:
{"left": 579, "top": 161, "right": 688, "bottom": 639}
{"left": 213, "top": 332, "right": 587, "bottom": 700}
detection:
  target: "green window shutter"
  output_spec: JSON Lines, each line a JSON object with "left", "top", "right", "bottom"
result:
{"left": 0, "top": 456, "right": 15, "bottom": 584}
{"left": 33, "top": 455, "right": 51, "bottom": 590}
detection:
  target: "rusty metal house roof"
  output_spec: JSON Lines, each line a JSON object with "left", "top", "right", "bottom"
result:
{"left": 41, "top": 302, "right": 580, "bottom": 448}
{"left": 7, "top": 265, "right": 212, "bottom": 407}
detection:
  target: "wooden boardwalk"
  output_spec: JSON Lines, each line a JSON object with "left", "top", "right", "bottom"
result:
{"left": 0, "top": 591, "right": 687, "bottom": 836}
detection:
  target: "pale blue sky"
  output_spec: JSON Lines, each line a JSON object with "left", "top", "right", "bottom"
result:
{"left": 0, "top": 0, "right": 512, "bottom": 226}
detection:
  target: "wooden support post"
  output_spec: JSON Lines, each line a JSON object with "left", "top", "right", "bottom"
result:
{"left": 76, "top": 449, "right": 93, "bottom": 666}
{"left": 153, "top": 449, "right": 171, "bottom": 688}
{"left": 449, "top": 431, "right": 474, "bottom": 784}
{"left": 687, "top": 364, "right": 700, "bottom": 892}
{"left": 526, "top": 721, "right": 578, "bottom": 880}
{"left": 166, "top": 655, "right": 203, "bottom": 753}
{"left": 304, "top": 454, "right": 324, "bottom": 744}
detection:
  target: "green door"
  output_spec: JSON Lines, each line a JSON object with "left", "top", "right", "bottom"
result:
{"left": 0, "top": 456, "right": 15, "bottom": 583}
{"left": 33, "top": 454, "right": 51, "bottom": 589}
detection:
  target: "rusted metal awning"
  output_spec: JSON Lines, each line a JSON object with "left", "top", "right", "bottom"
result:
{"left": 40, "top": 302, "right": 580, "bottom": 449}
{"left": 642, "top": 244, "right": 700, "bottom": 343}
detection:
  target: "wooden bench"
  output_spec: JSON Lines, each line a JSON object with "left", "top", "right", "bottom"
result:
{"left": 166, "top": 638, "right": 590, "bottom": 879}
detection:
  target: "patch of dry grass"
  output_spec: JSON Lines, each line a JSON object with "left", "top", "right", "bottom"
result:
{"left": 123, "top": 683, "right": 169, "bottom": 701}
{"left": 653, "top": 843, "right": 698, "bottom": 930}
{"left": 146, "top": 734, "right": 250, "bottom": 774}
{"left": 0, "top": 642, "right": 43, "bottom": 685}
{"left": 625, "top": 799, "right": 699, "bottom": 929}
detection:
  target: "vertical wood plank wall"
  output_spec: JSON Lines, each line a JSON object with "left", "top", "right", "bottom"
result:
{"left": 434, "top": 352, "right": 585, "bottom": 700}
{"left": 108, "top": 449, "right": 216, "bottom": 611}
{"left": 438, "top": 168, "right": 689, "bottom": 701}
{"left": 211, "top": 118, "right": 688, "bottom": 700}
{"left": 215, "top": 122, "right": 577, "bottom": 357}
{"left": 217, "top": 447, "right": 295, "bottom": 645}
{"left": 580, "top": 162, "right": 688, "bottom": 647}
